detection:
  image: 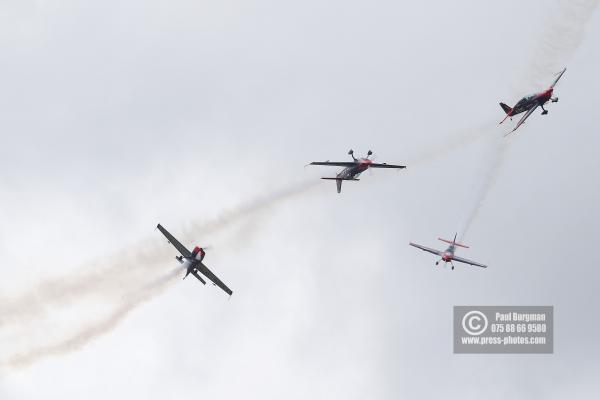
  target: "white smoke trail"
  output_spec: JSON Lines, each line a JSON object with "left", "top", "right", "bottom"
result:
{"left": 183, "top": 179, "right": 320, "bottom": 242}
{"left": 4, "top": 267, "right": 183, "bottom": 369}
{"left": 407, "top": 118, "right": 497, "bottom": 168}
{"left": 0, "top": 179, "right": 319, "bottom": 369}
{"left": 520, "top": 0, "right": 599, "bottom": 92}
{"left": 458, "top": 134, "right": 507, "bottom": 241}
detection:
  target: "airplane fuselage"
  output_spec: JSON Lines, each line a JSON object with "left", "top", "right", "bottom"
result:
{"left": 508, "top": 88, "right": 554, "bottom": 117}
{"left": 337, "top": 158, "right": 372, "bottom": 179}
{"left": 441, "top": 246, "right": 455, "bottom": 262}
{"left": 177, "top": 256, "right": 203, "bottom": 278}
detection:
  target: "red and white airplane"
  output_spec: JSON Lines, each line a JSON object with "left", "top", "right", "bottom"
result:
{"left": 409, "top": 234, "right": 487, "bottom": 270}
{"left": 157, "top": 224, "right": 233, "bottom": 296}
{"left": 499, "top": 68, "right": 566, "bottom": 135}
{"left": 309, "top": 149, "right": 405, "bottom": 193}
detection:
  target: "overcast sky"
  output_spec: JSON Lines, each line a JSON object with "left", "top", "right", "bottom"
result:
{"left": 1, "top": 0, "right": 599, "bottom": 398}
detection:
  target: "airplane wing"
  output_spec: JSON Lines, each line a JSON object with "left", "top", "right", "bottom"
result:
{"left": 409, "top": 242, "right": 443, "bottom": 256}
{"left": 156, "top": 224, "right": 192, "bottom": 258}
{"left": 369, "top": 163, "right": 406, "bottom": 169}
{"left": 197, "top": 262, "right": 233, "bottom": 296}
{"left": 309, "top": 161, "right": 357, "bottom": 167}
{"left": 506, "top": 104, "right": 538, "bottom": 136}
{"left": 451, "top": 255, "right": 488, "bottom": 268}
{"left": 550, "top": 68, "right": 566, "bottom": 89}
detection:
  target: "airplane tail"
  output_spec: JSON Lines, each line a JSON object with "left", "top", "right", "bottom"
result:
{"left": 499, "top": 103, "right": 513, "bottom": 124}
{"left": 500, "top": 102, "right": 512, "bottom": 114}
{"left": 438, "top": 233, "right": 469, "bottom": 248}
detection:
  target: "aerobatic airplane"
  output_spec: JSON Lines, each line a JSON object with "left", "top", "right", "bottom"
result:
{"left": 157, "top": 224, "right": 233, "bottom": 296}
{"left": 409, "top": 234, "right": 487, "bottom": 270}
{"left": 499, "top": 68, "right": 566, "bottom": 135}
{"left": 309, "top": 149, "right": 405, "bottom": 193}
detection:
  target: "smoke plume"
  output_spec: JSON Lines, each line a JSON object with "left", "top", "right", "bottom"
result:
{"left": 407, "top": 119, "right": 497, "bottom": 168}
{"left": 520, "top": 0, "right": 599, "bottom": 92}
{"left": 5, "top": 267, "right": 183, "bottom": 369}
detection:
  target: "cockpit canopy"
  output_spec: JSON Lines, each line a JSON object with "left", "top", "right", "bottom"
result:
{"left": 516, "top": 93, "right": 537, "bottom": 106}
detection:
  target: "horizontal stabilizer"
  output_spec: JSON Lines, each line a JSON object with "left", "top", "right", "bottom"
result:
{"left": 191, "top": 270, "right": 207, "bottom": 284}
{"left": 320, "top": 177, "right": 359, "bottom": 181}
{"left": 438, "top": 237, "right": 469, "bottom": 248}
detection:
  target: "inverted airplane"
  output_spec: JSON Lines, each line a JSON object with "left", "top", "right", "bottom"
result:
{"left": 309, "top": 149, "right": 406, "bottom": 193}
{"left": 157, "top": 224, "right": 233, "bottom": 296}
{"left": 499, "top": 68, "right": 566, "bottom": 135}
{"left": 409, "top": 234, "right": 487, "bottom": 270}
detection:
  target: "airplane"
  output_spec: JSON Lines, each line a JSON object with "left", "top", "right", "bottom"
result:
{"left": 499, "top": 67, "right": 566, "bottom": 135}
{"left": 309, "top": 149, "right": 406, "bottom": 193}
{"left": 156, "top": 224, "right": 233, "bottom": 296}
{"left": 409, "top": 233, "right": 487, "bottom": 270}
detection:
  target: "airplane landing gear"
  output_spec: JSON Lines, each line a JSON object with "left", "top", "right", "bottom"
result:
{"left": 435, "top": 261, "right": 439, "bottom": 266}
{"left": 541, "top": 110, "right": 548, "bottom": 115}
{"left": 551, "top": 97, "right": 558, "bottom": 103}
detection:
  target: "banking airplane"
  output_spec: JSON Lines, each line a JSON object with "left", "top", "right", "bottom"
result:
{"left": 409, "top": 234, "right": 487, "bottom": 270}
{"left": 499, "top": 68, "right": 566, "bottom": 135}
{"left": 157, "top": 224, "right": 233, "bottom": 296}
{"left": 309, "top": 149, "right": 405, "bottom": 193}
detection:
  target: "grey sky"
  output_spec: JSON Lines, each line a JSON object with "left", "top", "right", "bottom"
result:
{"left": 1, "top": 0, "right": 599, "bottom": 398}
